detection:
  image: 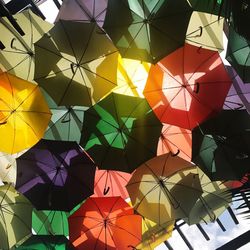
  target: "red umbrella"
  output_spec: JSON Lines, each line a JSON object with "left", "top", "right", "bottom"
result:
{"left": 157, "top": 123, "right": 192, "bottom": 161}
{"left": 143, "top": 43, "right": 232, "bottom": 129}
{"left": 92, "top": 169, "right": 131, "bottom": 199}
{"left": 68, "top": 197, "right": 141, "bottom": 250}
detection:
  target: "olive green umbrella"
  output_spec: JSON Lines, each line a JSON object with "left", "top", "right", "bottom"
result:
{"left": 184, "top": 168, "right": 232, "bottom": 225}
{"left": 0, "top": 9, "right": 53, "bottom": 82}
{"left": 226, "top": 25, "right": 250, "bottom": 83}
{"left": 0, "top": 184, "right": 33, "bottom": 250}
{"left": 80, "top": 92, "right": 163, "bottom": 173}
{"left": 34, "top": 21, "right": 118, "bottom": 106}
{"left": 103, "top": 0, "right": 192, "bottom": 63}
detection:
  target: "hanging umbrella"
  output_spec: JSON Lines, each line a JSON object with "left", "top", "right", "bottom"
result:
{"left": 126, "top": 153, "right": 202, "bottom": 225}
{"left": 0, "top": 9, "right": 53, "bottom": 81}
{"left": 226, "top": 25, "right": 250, "bottom": 83}
{"left": 80, "top": 92, "right": 163, "bottom": 173}
{"left": 143, "top": 43, "right": 232, "bottom": 130}
{"left": 192, "top": 109, "right": 250, "bottom": 181}
{"left": 42, "top": 89, "right": 87, "bottom": 143}
{"left": 92, "top": 169, "right": 131, "bottom": 199}
{"left": 0, "top": 72, "right": 51, "bottom": 154}
{"left": 56, "top": 0, "right": 108, "bottom": 27}
{"left": 186, "top": 11, "right": 224, "bottom": 52}
{"left": 184, "top": 168, "right": 232, "bottom": 225}
{"left": 15, "top": 139, "right": 96, "bottom": 211}
{"left": 136, "top": 217, "right": 174, "bottom": 250}
{"left": 157, "top": 123, "right": 192, "bottom": 161}
{"left": 0, "top": 184, "right": 33, "bottom": 250}
{"left": 34, "top": 20, "right": 118, "bottom": 106}
{"left": 223, "top": 65, "right": 250, "bottom": 113}
{"left": 103, "top": 0, "right": 193, "bottom": 63}
{"left": 68, "top": 196, "right": 142, "bottom": 250}
{"left": 16, "top": 235, "right": 76, "bottom": 250}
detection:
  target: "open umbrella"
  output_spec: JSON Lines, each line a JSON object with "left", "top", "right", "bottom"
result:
{"left": 0, "top": 184, "right": 33, "bottom": 250}
{"left": 126, "top": 153, "right": 202, "bottom": 225}
{"left": 42, "top": 89, "right": 87, "bottom": 143}
{"left": 192, "top": 110, "right": 250, "bottom": 180}
{"left": 0, "top": 9, "right": 53, "bottom": 81}
{"left": 223, "top": 65, "right": 250, "bottom": 113}
{"left": 143, "top": 43, "right": 232, "bottom": 129}
{"left": 226, "top": 25, "right": 250, "bottom": 83}
{"left": 186, "top": 11, "right": 224, "bottom": 52}
{"left": 34, "top": 20, "right": 118, "bottom": 106}
{"left": 184, "top": 168, "right": 232, "bottom": 225}
{"left": 16, "top": 235, "right": 76, "bottom": 250}
{"left": 15, "top": 139, "right": 96, "bottom": 211}
{"left": 0, "top": 72, "right": 51, "bottom": 154}
{"left": 157, "top": 123, "right": 192, "bottom": 161}
{"left": 103, "top": 0, "right": 192, "bottom": 63}
{"left": 92, "top": 169, "right": 131, "bottom": 199}
{"left": 80, "top": 92, "right": 163, "bottom": 173}
{"left": 56, "top": 0, "right": 108, "bottom": 27}
{"left": 68, "top": 196, "right": 142, "bottom": 250}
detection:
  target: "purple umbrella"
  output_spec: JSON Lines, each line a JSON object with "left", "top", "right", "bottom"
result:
{"left": 55, "top": 0, "right": 107, "bottom": 27}
{"left": 223, "top": 65, "right": 250, "bottom": 114}
{"left": 15, "top": 139, "right": 96, "bottom": 211}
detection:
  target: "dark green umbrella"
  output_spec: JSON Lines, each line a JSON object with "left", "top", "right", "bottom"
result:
{"left": 103, "top": 0, "right": 192, "bottom": 63}
{"left": 42, "top": 90, "right": 87, "bottom": 142}
{"left": 34, "top": 20, "right": 118, "bottom": 106}
{"left": 15, "top": 235, "right": 75, "bottom": 249}
{"left": 80, "top": 92, "right": 163, "bottom": 173}
{"left": 226, "top": 25, "right": 250, "bottom": 83}
{"left": 192, "top": 110, "right": 250, "bottom": 181}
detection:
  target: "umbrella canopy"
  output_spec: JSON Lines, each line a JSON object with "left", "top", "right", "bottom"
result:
{"left": 223, "top": 65, "right": 250, "bottom": 113}
{"left": 103, "top": 0, "right": 193, "bottom": 63}
{"left": 68, "top": 196, "right": 142, "bottom": 250}
{"left": 15, "top": 139, "right": 96, "bottom": 211}
{"left": 188, "top": 0, "right": 226, "bottom": 15}
{"left": 226, "top": 25, "right": 250, "bottom": 83}
{"left": 42, "top": 89, "right": 87, "bottom": 143}
{"left": 56, "top": 0, "right": 108, "bottom": 27}
{"left": 126, "top": 153, "right": 202, "bottom": 225}
{"left": 0, "top": 9, "right": 53, "bottom": 81}
{"left": 0, "top": 72, "right": 51, "bottom": 154}
{"left": 143, "top": 43, "right": 232, "bottom": 130}
{"left": 92, "top": 169, "right": 131, "bottom": 199}
{"left": 186, "top": 11, "right": 224, "bottom": 52}
{"left": 34, "top": 20, "right": 118, "bottom": 106}
{"left": 80, "top": 92, "right": 163, "bottom": 173}
{"left": 192, "top": 110, "right": 250, "bottom": 181}
{"left": 184, "top": 168, "right": 232, "bottom": 225}
{"left": 157, "top": 123, "right": 192, "bottom": 161}
{"left": 16, "top": 235, "right": 76, "bottom": 250}
{"left": 0, "top": 184, "right": 33, "bottom": 250}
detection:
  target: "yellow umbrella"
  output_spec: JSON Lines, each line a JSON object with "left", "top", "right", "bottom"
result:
{"left": 184, "top": 168, "right": 232, "bottom": 225}
{"left": 0, "top": 72, "right": 51, "bottom": 153}
{"left": 186, "top": 11, "right": 224, "bottom": 52}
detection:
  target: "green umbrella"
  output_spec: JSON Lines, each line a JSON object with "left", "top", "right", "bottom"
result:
{"left": 80, "top": 92, "right": 163, "bottom": 172}
{"left": 226, "top": 25, "right": 250, "bottom": 83}
{"left": 103, "top": 0, "right": 192, "bottom": 63}
{"left": 0, "top": 184, "right": 33, "bottom": 249}
{"left": 42, "top": 90, "right": 87, "bottom": 142}
{"left": 0, "top": 9, "right": 53, "bottom": 82}
{"left": 34, "top": 20, "right": 118, "bottom": 106}
{"left": 192, "top": 110, "right": 250, "bottom": 181}
{"left": 15, "top": 235, "right": 75, "bottom": 250}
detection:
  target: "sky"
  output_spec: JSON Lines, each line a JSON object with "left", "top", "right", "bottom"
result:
{"left": 22, "top": 0, "right": 250, "bottom": 249}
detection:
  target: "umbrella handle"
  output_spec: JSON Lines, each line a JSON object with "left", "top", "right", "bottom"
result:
{"left": 193, "top": 82, "right": 200, "bottom": 94}
{"left": 0, "top": 40, "right": 5, "bottom": 49}
{"left": 103, "top": 186, "right": 110, "bottom": 195}
{"left": 61, "top": 117, "right": 71, "bottom": 123}
{"left": 171, "top": 149, "right": 180, "bottom": 157}
{"left": 127, "top": 245, "right": 138, "bottom": 250}
{"left": 0, "top": 121, "right": 7, "bottom": 125}
{"left": 70, "top": 63, "right": 76, "bottom": 74}
{"left": 198, "top": 26, "right": 203, "bottom": 37}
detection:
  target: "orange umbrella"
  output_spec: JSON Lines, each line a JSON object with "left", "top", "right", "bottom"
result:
{"left": 68, "top": 197, "right": 141, "bottom": 250}
{"left": 143, "top": 43, "right": 232, "bottom": 129}
{"left": 92, "top": 169, "right": 131, "bottom": 199}
{"left": 157, "top": 123, "right": 192, "bottom": 161}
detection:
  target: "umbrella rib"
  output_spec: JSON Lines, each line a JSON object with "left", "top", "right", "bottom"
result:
{"left": 93, "top": 224, "right": 105, "bottom": 250}
{"left": 0, "top": 208, "right": 9, "bottom": 248}
{"left": 34, "top": 210, "right": 55, "bottom": 234}
{"left": 74, "top": 0, "right": 92, "bottom": 20}
{"left": 158, "top": 182, "right": 162, "bottom": 225}
{"left": 184, "top": 89, "right": 192, "bottom": 129}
